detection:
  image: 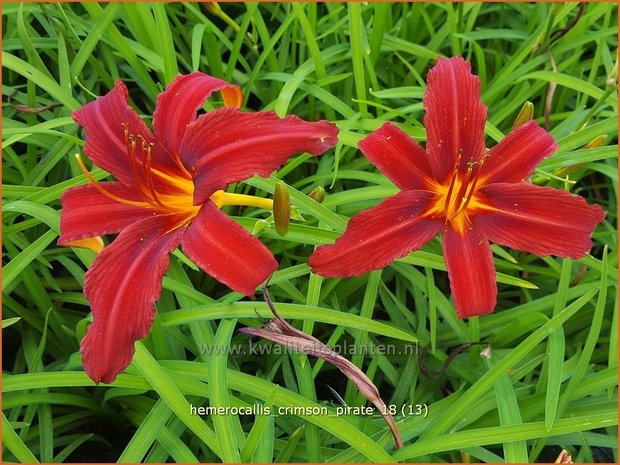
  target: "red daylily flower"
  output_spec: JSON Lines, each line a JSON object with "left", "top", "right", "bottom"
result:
{"left": 309, "top": 56, "right": 605, "bottom": 318}
{"left": 59, "top": 73, "right": 338, "bottom": 383}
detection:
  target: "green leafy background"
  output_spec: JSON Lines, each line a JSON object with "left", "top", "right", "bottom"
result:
{"left": 2, "top": 2, "right": 618, "bottom": 463}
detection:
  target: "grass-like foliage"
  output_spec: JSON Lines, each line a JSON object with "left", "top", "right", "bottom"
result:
{"left": 3, "top": 2, "right": 618, "bottom": 463}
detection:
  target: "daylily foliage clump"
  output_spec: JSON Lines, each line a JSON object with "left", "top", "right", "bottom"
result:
{"left": 59, "top": 73, "right": 338, "bottom": 383}
{"left": 309, "top": 56, "right": 605, "bottom": 317}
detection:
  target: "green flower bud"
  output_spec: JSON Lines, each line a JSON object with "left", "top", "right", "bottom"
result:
{"left": 512, "top": 101, "right": 534, "bottom": 129}
{"left": 273, "top": 181, "right": 291, "bottom": 236}
{"left": 583, "top": 134, "right": 608, "bottom": 149}
{"left": 308, "top": 186, "right": 326, "bottom": 203}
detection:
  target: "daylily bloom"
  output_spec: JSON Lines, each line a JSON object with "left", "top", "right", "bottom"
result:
{"left": 309, "top": 56, "right": 605, "bottom": 318}
{"left": 59, "top": 73, "right": 338, "bottom": 383}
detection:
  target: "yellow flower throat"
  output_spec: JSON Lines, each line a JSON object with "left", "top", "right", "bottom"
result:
{"left": 426, "top": 154, "right": 489, "bottom": 234}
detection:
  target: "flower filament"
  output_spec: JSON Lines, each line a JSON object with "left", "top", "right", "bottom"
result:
{"left": 122, "top": 126, "right": 167, "bottom": 209}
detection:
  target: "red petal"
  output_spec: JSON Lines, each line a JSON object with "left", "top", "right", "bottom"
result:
{"left": 153, "top": 72, "right": 242, "bottom": 156}
{"left": 180, "top": 107, "right": 339, "bottom": 204}
{"left": 73, "top": 82, "right": 176, "bottom": 187}
{"left": 181, "top": 202, "right": 278, "bottom": 296}
{"left": 80, "top": 214, "right": 185, "bottom": 384}
{"left": 308, "top": 190, "right": 443, "bottom": 277}
{"left": 475, "top": 182, "right": 605, "bottom": 258}
{"left": 443, "top": 228, "right": 497, "bottom": 318}
{"left": 58, "top": 183, "right": 152, "bottom": 245}
{"left": 481, "top": 121, "right": 558, "bottom": 184}
{"left": 424, "top": 56, "right": 487, "bottom": 183}
{"left": 358, "top": 122, "right": 434, "bottom": 191}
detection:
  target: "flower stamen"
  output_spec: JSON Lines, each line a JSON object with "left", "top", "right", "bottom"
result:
{"left": 122, "top": 124, "right": 180, "bottom": 210}
{"left": 450, "top": 154, "right": 489, "bottom": 219}
{"left": 137, "top": 136, "right": 167, "bottom": 209}
{"left": 127, "top": 136, "right": 151, "bottom": 201}
{"left": 169, "top": 149, "right": 193, "bottom": 178}
{"left": 74, "top": 154, "right": 149, "bottom": 208}
{"left": 448, "top": 160, "right": 475, "bottom": 220}
{"left": 122, "top": 125, "right": 154, "bottom": 204}
{"left": 443, "top": 152, "right": 462, "bottom": 215}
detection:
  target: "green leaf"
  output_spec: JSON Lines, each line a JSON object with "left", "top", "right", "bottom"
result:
{"left": 208, "top": 319, "right": 241, "bottom": 462}
{"left": 69, "top": 3, "right": 120, "bottom": 82}
{"left": 545, "top": 259, "right": 572, "bottom": 432}
{"left": 3, "top": 52, "right": 80, "bottom": 110}
{"left": 159, "top": 302, "right": 417, "bottom": 343}
{"left": 2, "top": 412, "right": 39, "bottom": 463}
{"left": 421, "top": 288, "right": 598, "bottom": 439}
{"left": 485, "top": 351, "right": 529, "bottom": 462}
{"left": 2, "top": 317, "right": 21, "bottom": 329}
{"left": 239, "top": 386, "right": 278, "bottom": 462}
{"left": 131, "top": 343, "right": 221, "bottom": 458}
{"left": 516, "top": 71, "right": 618, "bottom": 104}
{"left": 2, "top": 229, "right": 57, "bottom": 290}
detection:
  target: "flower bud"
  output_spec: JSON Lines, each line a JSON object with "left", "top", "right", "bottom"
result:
{"left": 308, "top": 186, "right": 326, "bottom": 203}
{"left": 203, "top": 2, "right": 222, "bottom": 15}
{"left": 555, "top": 450, "right": 573, "bottom": 463}
{"left": 512, "top": 101, "right": 534, "bottom": 129}
{"left": 273, "top": 181, "right": 291, "bottom": 236}
{"left": 582, "top": 134, "right": 608, "bottom": 149}
{"left": 606, "top": 63, "right": 617, "bottom": 89}
{"left": 251, "top": 219, "right": 270, "bottom": 237}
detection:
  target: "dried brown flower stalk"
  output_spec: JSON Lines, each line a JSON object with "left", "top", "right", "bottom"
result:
{"left": 239, "top": 282, "right": 404, "bottom": 449}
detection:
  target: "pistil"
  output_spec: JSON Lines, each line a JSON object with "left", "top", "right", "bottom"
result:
{"left": 450, "top": 155, "right": 488, "bottom": 219}
{"left": 448, "top": 161, "right": 475, "bottom": 220}
{"left": 443, "top": 154, "right": 462, "bottom": 216}
{"left": 438, "top": 154, "right": 487, "bottom": 229}
{"left": 210, "top": 190, "right": 274, "bottom": 210}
